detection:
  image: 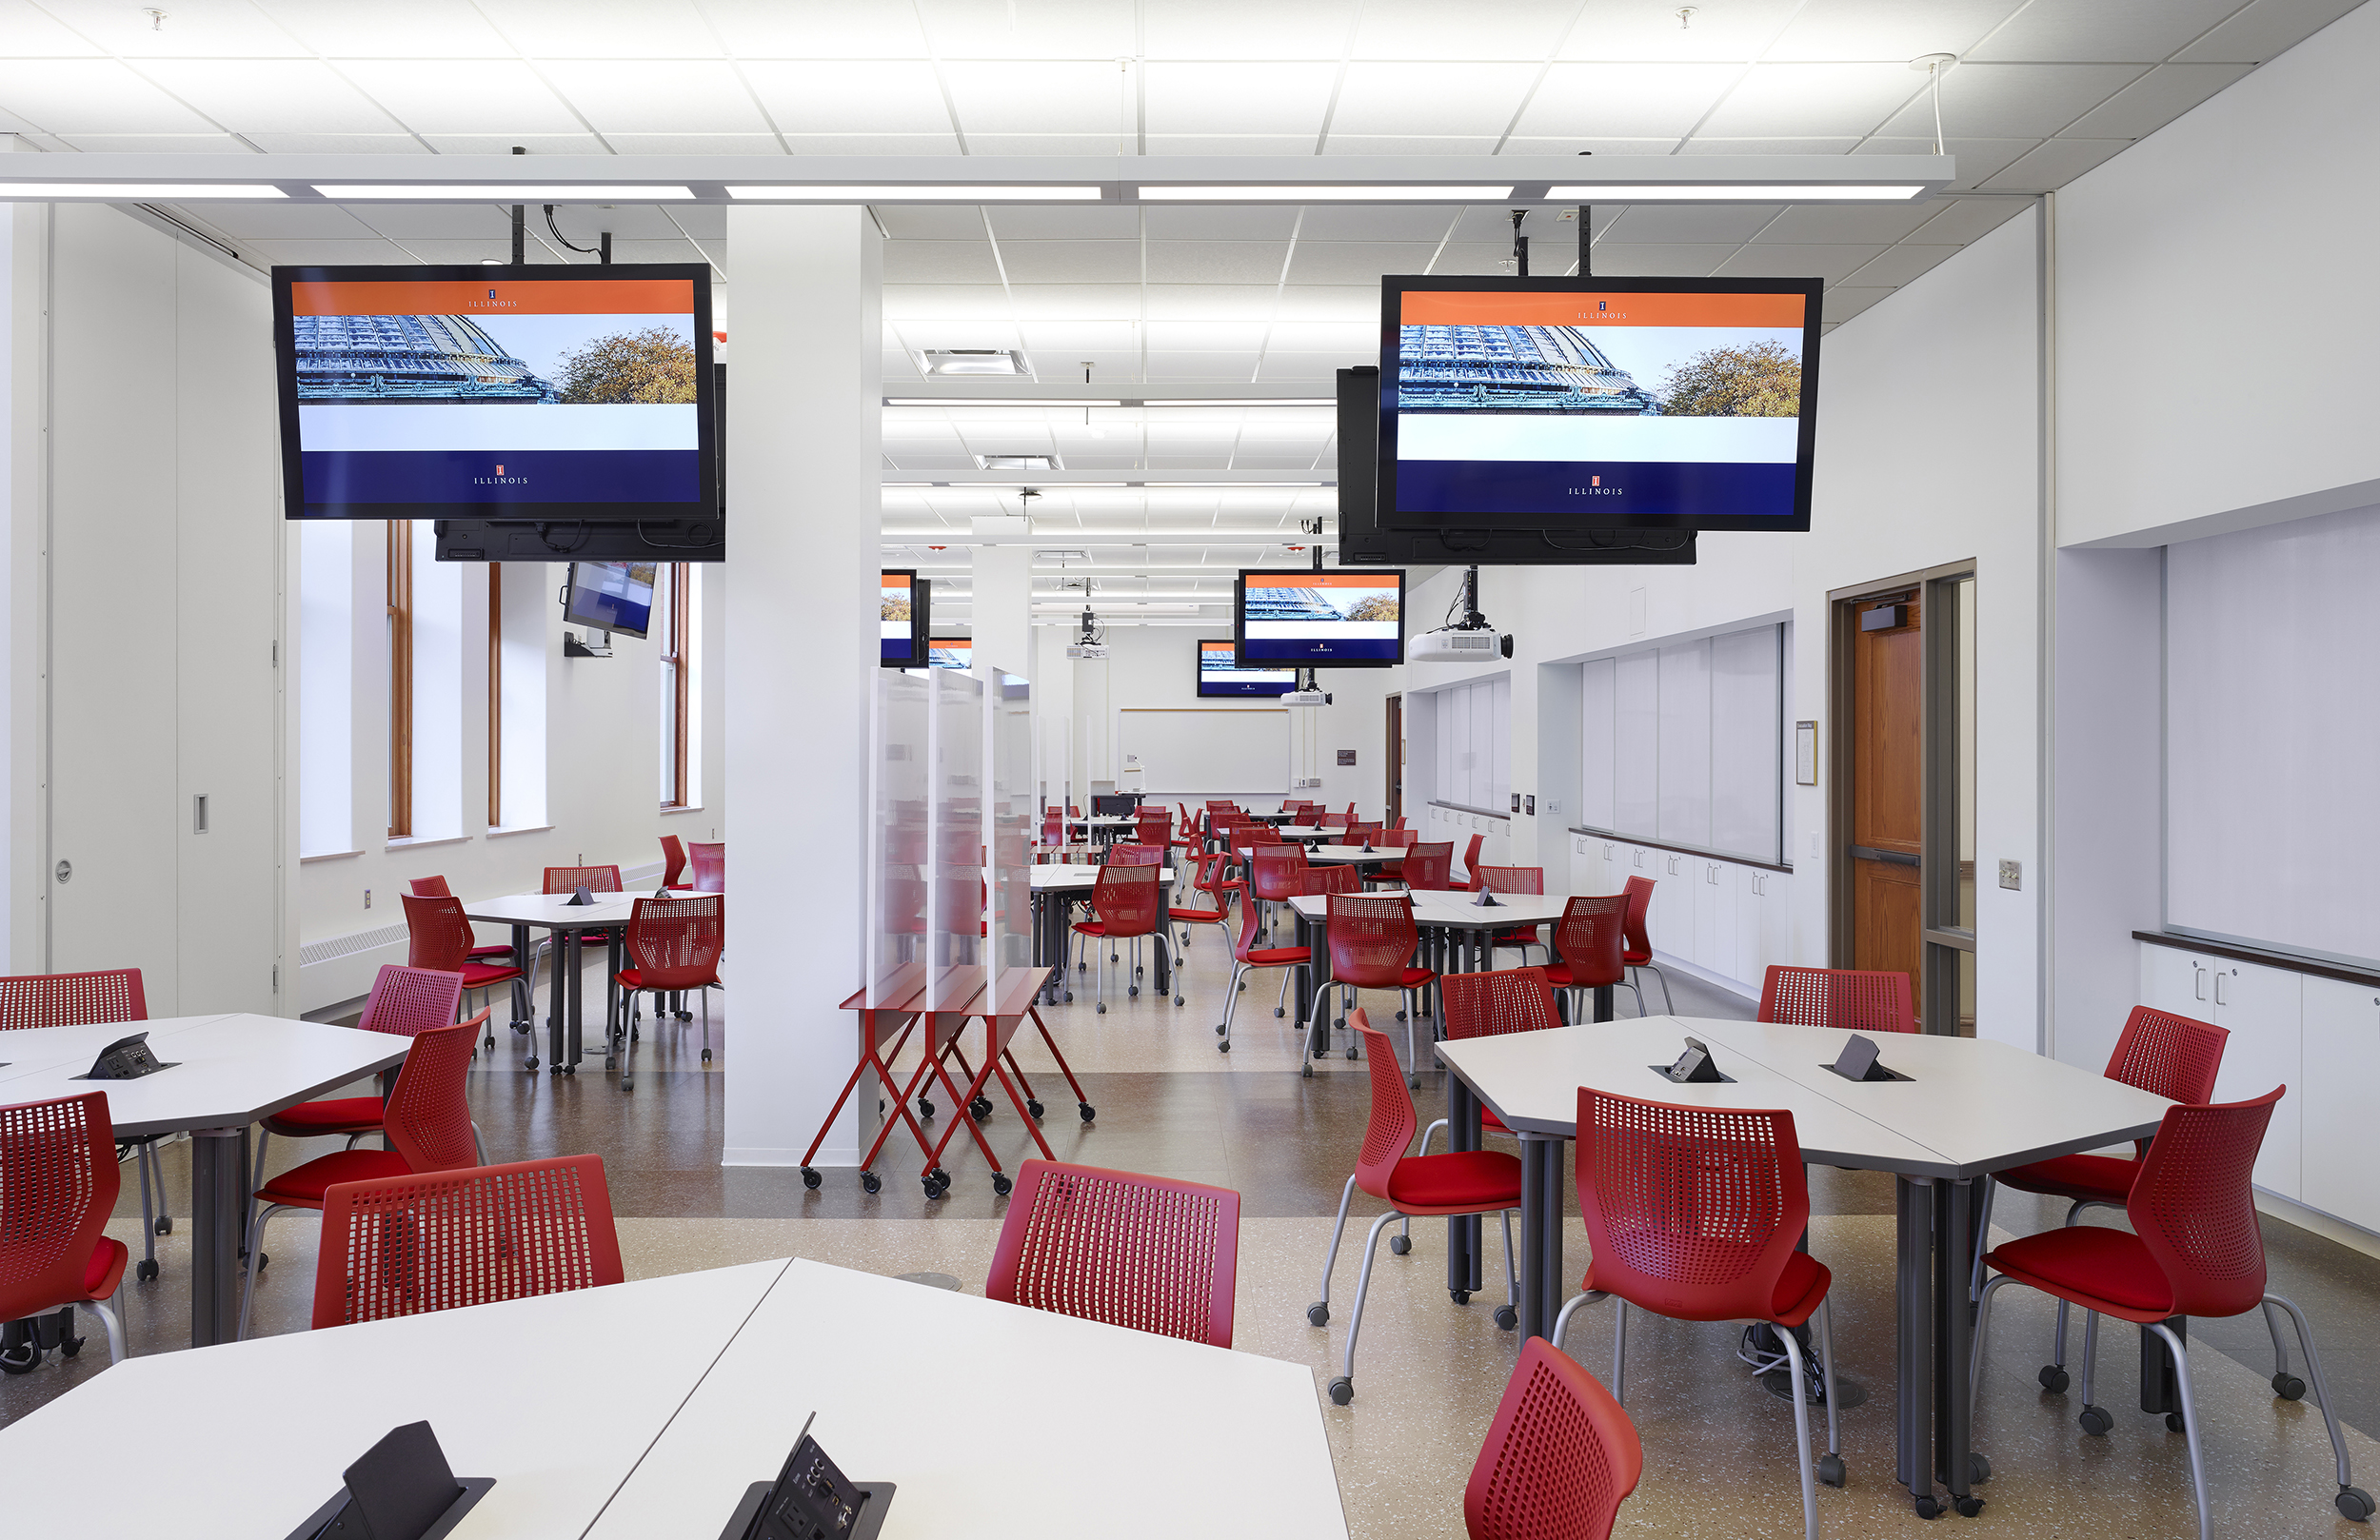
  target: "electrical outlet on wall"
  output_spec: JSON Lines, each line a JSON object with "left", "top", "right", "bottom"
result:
{"left": 364, "top": 888, "right": 371, "bottom": 910}
{"left": 1998, "top": 859, "right": 2022, "bottom": 890}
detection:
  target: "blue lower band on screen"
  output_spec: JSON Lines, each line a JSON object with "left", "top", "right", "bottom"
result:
{"left": 301, "top": 448, "right": 700, "bottom": 504}
{"left": 1241, "top": 640, "right": 1401, "bottom": 662}
{"left": 1395, "top": 457, "right": 1796, "bottom": 518}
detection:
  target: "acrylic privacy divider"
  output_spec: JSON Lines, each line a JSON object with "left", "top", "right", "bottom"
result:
{"left": 864, "top": 668, "right": 931, "bottom": 1002}
{"left": 925, "top": 667, "right": 985, "bottom": 1014}
{"left": 987, "top": 668, "right": 1034, "bottom": 984}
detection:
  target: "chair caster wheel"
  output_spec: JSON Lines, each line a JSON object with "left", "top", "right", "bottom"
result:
{"left": 1063, "top": 992, "right": 1074, "bottom": 1003}
{"left": 1817, "top": 1453, "right": 1847, "bottom": 1488}
{"left": 621, "top": 1078, "right": 634, "bottom": 1092}
{"left": 1308, "top": 1302, "right": 1329, "bottom": 1327}
{"left": 1274, "top": 1007, "right": 1284, "bottom": 1017}
{"left": 1344, "top": 1047, "right": 1358, "bottom": 1059}
{"left": 1450, "top": 1289, "right": 1471, "bottom": 1306}
{"left": 701, "top": 1048, "right": 712, "bottom": 1063}
{"left": 2274, "top": 1372, "right": 2307, "bottom": 1400}
{"left": 1953, "top": 1496, "right": 1983, "bottom": 1518}
{"left": 1097, "top": 1002, "right": 1107, "bottom": 1014}
{"left": 1914, "top": 1495, "right": 1942, "bottom": 1520}
{"left": 860, "top": 1172, "right": 882, "bottom": 1194}
{"left": 920, "top": 1099, "right": 936, "bottom": 1119}
{"left": 1079, "top": 1103, "right": 1096, "bottom": 1121}
{"left": 58, "top": 1335, "right": 83, "bottom": 1358}
{"left": 1128, "top": 986, "right": 1139, "bottom": 998}
{"left": 1327, "top": 1376, "right": 1354, "bottom": 1407}
{"left": 1407, "top": 1074, "right": 1419, "bottom": 1089}
{"left": 563, "top": 1064, "right": 576, "bottom": 1076}
{"left": 154, "top": 1215, "right": 172, "bottom": 1236}
{"left": 1027, "top": 1099, "right": 1045, "bottom": 1118}
{"left": 2078, "top": 1405, "right": 2112, "bottom": 1436}
{"left": 605, "top": 1056, "right": 616, "bottom": 1071}
{"left": 1493, "top": 1305, "right": 1518, "bottom": 1331}
{"left": 1969, "top": 1452, "right": 1990, "bottom": 1484}
{"left": 2336, "top": 1486, "right": 2375, "bottom": 1522}
{"left": 2164, "top": 1412, "right": 2186, "bottom": 1433}
{"left": 1301, "top": 1061, "right": 1314, "bottom": 1078}
{"left": 1175, "top": 996, "right": 1184, "bottom": 1007}
{"left": 1219, "top": 1040, "right": 1232, "bottom": 1053}
{"left": 255, "top": 1253, "right": 269, "bottom": 1272}
{"left": 802, "top": 1167, "right": 822, "bottom": 1190}
{"left": 135, "top": 1258, "right": 159, "bottom": 1283}
{"left": 526, "top": 1056, "right": 540, "bottom": 1071}
{"left": 992, "top": 1172, "right": 1013, "bottom": 1197}
{"left": 2037, "top": 1364, "right": 2070, "bottom": 1393}
{"left": 1395, "top": 1010, "right": 1407, "bottom": 1021}
{"left": 971, "top": 1096, "right": 994, "bottom": 1120}
{"left": 1217, "top": 1023, "right": 1227, "bottom": 1036}
{"left": 1389, "top": 1234, "right": 1411, "bottom": 1255}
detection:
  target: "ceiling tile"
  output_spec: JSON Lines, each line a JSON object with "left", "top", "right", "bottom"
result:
{"left": 245, "top": 132, "right": 432, "bottom": 153}
{"left": 965, "top": 133, "right": 1135, "bottom": 155}
{"left": 1143, "top": 134, "right": 1324, "bottom": 155}
{"left": 421, "top": 132, "right": 610, "bottom": 154}
{"left": 1147, "top": 320, "right": 1270, "bottom": 349}
{"left": 1715, "top": 244, "right": 1890, "bottom": 283}
{"left": 1295, "top": 207, "right": 1458, "bottom": 242}
{"left": 1272, "top": 285, "right": 1388, "bottom": 319}
{"left": 1503, "top": 137, "right": 1695, "bottom": 158}
{"left": 1143, "top": 284, "right": 1278, "bottom": 320}
{"left": 1015, "top": 321, "right": 1141, "bottom": 350}
{"left": 882, "top": 284, "right": 1014, "bottom": 320}
{"left": 351, "top": 203, "right": 522, "bottom": 239}
{"left": 1600, "top": 204, "right": 1783, "bottom": 243}
{"left": 997, "top": 240, "right": 1141, "bottom": 284}
{"left": 742, "top": 60, "right": 954, "bottom": 134}
{"left": 52, "top": 131, "right": 252, "bottom": 151}
{"left": 0, "top": 0, "right": 101, "bottom": 54}
{"left": 1823, "top": 286, "right": 1895, "bottom": 324}
{"left": 1141, "top": 0, "right": 1357, "bottom": 59}
{"left": 1329, "top": 62, "right": 1540, "bottom": 136}
{"left": 1695, "top": 62, "right": 1925, "bottom": 137}
{"left": 0, "top": 59, "right": 221, "bottom": 133}
{"left": 2059, "top": 62, "right": 2253, "bottom": 136}
{"left": 986, "top": 206, "right": 1142, "bottom": 239}
{"left": 1145, "top": 61, "right": 1339, "bottom": 137}
{"left": 1762, "top": 0, "right": 2022, "bottom": 62}
{"left": 1512, "top": 62, "right": 1745, "bottom": 140}
{"left": 875, "top": 206, "right": 991, "bottom": 240}
{"left": 1676, "top": 135, "right": 1863, "bottom": 154}
{"left": 339, "top": 60, "right": 587, "bottom": 135}
{"left": 2175, "top": 0, "right": 2366, "bottom": 64}
{"left": 785, "top": 132, "right": 962, "bottom": 155}
{"left": 1142, "top": 353, "right": 1262, "bottom": 381}
{"left": 1350, "top": 0, "right": 1582, "bottom": 60}
{"left": 1906, "top": 197, "right": 2030, "bottom": 243}
{"left": 606, "top": 238, "right": 717, "bottom": 267}
{"left": 386, "top": 238, "right": 575, "bottom": 265}
{"left": 700, "top": 0, "right": 930, "bottom": 56}
{"left": 255, "top": 0, "right": 514, "bottom": 55}
{"left": 37, "top": 0, "right": 307, "bottom": 55}
{"left": 1755, "top": 202, "right": 1957, "bottom": 243}
{"left": 1264, "top": 320, "right": 1377, "bottom": 350}
{"left": 1877, "top": 61, "right": 2149, "bottom": 139}
{"left": 1143, "top": 241, "right": 1291, "bottom": 285}
{"left": 169, "top": 201, "right": 384, "bottom": 239}
{"left": 140, "top": 59, "right": 406, "bottom": 135}
{"left": 1141, "top": 206, "right": 1302, "bottom": 240}
{"left": 601, "top": 132, "right": 784, "bottom": 153}
{"left": 1964, "top": 0, "right": 2241, "bottom": 62}
{"left": 1004, "top": 284, "right": 1143, "bottom": 319}
{"left": 1428, "top": 241, "right": 1520, "bottom": 275}
{"left": 918, "top": 0, "right": 1138, "bottom": 59}
{"left": 1980, "top": 136, "right": 2131, "bottom": 188}
{"left": 529, "top": 204, "right": 717, "bottom": 240}
{"left": 941, "top": 59, "right": 1132, "bottom": 135}
{"left": 1557, "top": 0, "right": 1801, "bottom": 61}
{"left": 664, "top": 206, "right": 726, "bottom": 239}
{"left": 1286, "top": 240, "right": 1440, "bottom": 284}
{"left": 539, "top": 61, "right": 771, "bottom": 133}
{"left": 1852, "top": 135, "right": 2037, "bottom": 188}
{"left": 1842, "top": 243, "right": 1961, "bottom": 286}
{"left": 239, "top": 237, "right": 420, "bottom": 265}
{"left": 883, "top": 241, "right": 1003, "bottom": 284}
{"left": 471, "top": 0, "right": 723, "bottom": 57}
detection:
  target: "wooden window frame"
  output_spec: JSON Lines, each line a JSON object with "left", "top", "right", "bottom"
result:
{"left": 387, "top": 520, "right": 413, "bottom": 839}
{"left": 662, "top": 563, "right": 692, "bottom": 808}
{"left": 487, "top": 562, "right": 503, "bottom": 828}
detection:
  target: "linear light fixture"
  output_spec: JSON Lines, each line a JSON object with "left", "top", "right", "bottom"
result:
{"left": 1547, "top": 184, "right": 1926, "bottom": 202}
{"left": 1140, "top": 185, "right": 1509, "bottom": 202}
{"left": 886, "top": 398, "right": 1125, "bottom": 408}
{"left": 730, "top": 185, "right": 1101, "bottom": 201}
{"left": 1140, "top": 398, "right": 1336, "bottom": 408}
{"left": 316, "top": 184, "right": 694, "bottom": 201}
{"left": 0, "top": 183, "right": 287, "bottom": 200}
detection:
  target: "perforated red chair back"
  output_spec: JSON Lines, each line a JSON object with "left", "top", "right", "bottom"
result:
{"left": 312, "top": 1154, "right": 624, "bottom": 1331}
{"left": 1442, "top": 967, "right": 1563, "bottom": 1040}
{"left": 1382, "top": 828, "right": 1419, "bottom": 849}
{"left": 1322, "top": 811, "right": 1355, "bottom": 830}
{"left": 1102, "top": 843, "right": 1162, "bottom": 867}
{"left": 1573, "top": 1086, "right": 1809, "bottom": 1324}
{"left": 624, "top": 896, "right": 724, "bottom": 989}
{"left": 1756, "top": 965, "right": 1915, "bottom": 1035}
{"left": 1303, "top": 864, "right": 1360, "bottom": 896}
{"left": 1135, "top": 811, "right": 1170, "bottom": 846}
{"left": 1327, "top": 894, "right": 1420, "bottom": 990}
{"left": 1553, "top": 896, "right": 1628, "bottom": 991}
{"left": 1465, "top": 1336, "right": 1644, "bottom": 1540}
{"left": 1222, "top": 880, "right": 1270, "bottom": 964}
{"left": 1041, "top": 811, "right": 1064, "bottom": 845}
{"left": 2126, "top": 1087, "right": 2283, "bottom": 1320}
{"left": 1398, "top": 841, "right": 1456, "bottom": 891}
{"left": 2107, "top": 1005, "right": 2228, "bottom": 1104}
{"left": 1189, "top": 850, "right": 1232, "bottom": 900}
{"left": 1460, "top": 833, "right": 1486, "bottom": 888}
{"left": 0, "top": 1092, "right": 121, "bottom": 1327}
{"left": 985, "top": 1159, "right": 1241, "bottom": 1349}
{"left": 1088, "top": 863, "right": 1161, "bottom": 940}
{"left": 384, "top": 1017, "right": 486, "bottom": 1175}
{"left": 1250, "top": 843, "right": 1311, "bottom": 902}
{"left": 688, "top": 841, "right": 724, "bottom": 891}
{"left": 1351, "top": 1016, "right": 1420, "bottom": 1202}
{"left": 1348, "top": 822, "right": 1384, "bottom": 844}
{"left": 543, "top": 865, "right": 623, "bottom": 895}
{"left": 0, "top": 969, "right": 147, "bottom": 1031}
{"left": 1478, "top": 865, "right": 1544, "bottom": 895}
{"left": 658, "top": 835, "right": 688, "bottom": 888}
{"left": 400, "top": 893, "right": 478, "bottom": 973}
{"left": 1620, "top": 876, "right": 1655, "bottom": 960}
{"left": 357, "top": 965, "right": 466, "bottom": 1038}
{"left": 407, "top": 876, "right": 452, "bottom": 898}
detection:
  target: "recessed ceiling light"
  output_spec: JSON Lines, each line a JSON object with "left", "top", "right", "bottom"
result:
{"left": 315, "top": 185, "right": 694, "bottom": 201}
{"left": 977, "top": 454, "right": 1060, "bottom": 471}
{"left": 729, "top": 185, "right": 1101, "bottom": 201}
{"left": 1546, "top": 184, "right": 1926, "bottom": 202}
{"left": 0, "top": 183, "right": 288, "bottom": 199}
{"left": 1139, "top": 186, "right": 1510, "bottom": 202}
{"left": 916, "top": 348, "right": 1031, "bottom": 378}
{"left": 1035, "top": 549, "right": 1089, "bottom": 562}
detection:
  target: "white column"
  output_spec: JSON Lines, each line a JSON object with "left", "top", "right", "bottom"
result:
{"left": 967, "top": 535, "right": 1031, "bottom": 683}
{"left": 723, "top": 206, "right": 881, "bottom": 1168}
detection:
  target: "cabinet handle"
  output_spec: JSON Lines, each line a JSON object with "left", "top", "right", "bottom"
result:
{"left": 2193, "top": 965, "right": 2207, "bottom": 1001}
{"left": 2214, "top": 971, "right": 2230, "bottom": 1008}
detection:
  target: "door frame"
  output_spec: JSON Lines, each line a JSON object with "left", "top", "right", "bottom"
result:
{"left": 1827, "top": 560, "right": 1976, "bottom": 1033}
{"left": 1383, "top": 693, "right": 1403, "bottom": 826}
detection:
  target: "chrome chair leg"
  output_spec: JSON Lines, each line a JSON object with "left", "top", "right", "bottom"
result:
{"left": 2266, "top": 1293, "right": 2362, "bottom": 1506}
{"left": 237, "top": 1203, "right": 288, "bottom": 1340}
{"left": 1312, "top": 1173, "right": 1358, "bottom": 1319}
{"left": 1331, "top": 1209, "right": 1401, "bottom": 1402}
{"left": 1775, "top": 1321, "right": 1823, "bottom": 1540}
{"left": 86, "top": 1295, "right": 127, "bottom": 1364}
{"left": 2147, "top": 1320, "right": 2211, "bottom": 1540}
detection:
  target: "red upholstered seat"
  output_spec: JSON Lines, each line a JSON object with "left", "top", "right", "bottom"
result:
{"left": 254, "top": 1148, "right": 413, "bottom": 1207}
{"left": 264, "top": 1096, "right": 383, "bottom": 1136}
{"left": 1390, "top": 965, "right": 1436, "bottom": 988}
{"left": 1243, "top": 945, "right": 1309, "bottom": 966}
{"left": 1984, "top": 1224, "right": 2174, "bottom": 1322}
{"left": 1383, "top": 1149, "right": 1523, "bottom": 1214}
{"left": 1580, "top": 1238, "right": 1833, "bottom": 1329}
{"left": 85, "top": 1236, "right": 128, "bottom": 1300}
{"left": 1993, "top": 1151, "right": 2139, "bottom": 1204}
{"left": 460, "top": 961, "right": 521, "bottom": 989}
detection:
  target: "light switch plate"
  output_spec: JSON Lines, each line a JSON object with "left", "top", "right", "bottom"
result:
{"left": 1998, "top": 859, "right": 2021, "bottom": 890}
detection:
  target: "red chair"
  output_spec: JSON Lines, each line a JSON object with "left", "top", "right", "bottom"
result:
{"left": 1134, "top": 808, "right": 1171, "bottom": 850}
{"left": 657, "top": 834, "right": 688, "bottom": 889}
{"left": 312, "top": 1155, "right": 625, "bottom": 1331}
{"left": 1169, "top": 850, "right": 1236, "bottom": 965}
{"left": 241, "top": 1014, "right": 487, "bottom": 1337}
{"left": 0, "top": 1092, "right": 130, "bottom": 1369}
{"left": 544, "top": 863, "right": 622, "bottom": 894}
{"left": 401, "top": 893, "right": 530, "bottom": 1057}
{"left": 1214, "top": 878, "right": 1310, "bottom": 1053}
{"left": 1455, "top": 832, "right": 1486, "bottom": 889}
{"left": 1311, "top": 1014, "right": 1520, "bottom": 1404}
{"left": 0, "top": 968, "right": 174, "bottom": 1285}
{"left": 986, "top": 1159, "right": 1241, "bottom": 1348}
{"left": 611, "top": 894, "right": 724, "bottom": 1089}
{"left": 1395, "top": 841, "right": 1456, "bottom": 893}
{"left": 1249, "top": 841, "right": 1311, "bottom": 939}
{"left": 1346, "top": 821, "right": 1384, "bottom": 846}
{"left": 1619, "top": 876, "right": 1673, "bottom": 1013}
{"left": 1475, "top": 865, "right": 1547, "bottom": 964}
{"left": 688, "top": 840, "right": 725, "bottom": 891}
{"left": 1105, "top": 842, "right": 1165, "bottom": 866}
{"left": 407, "top": 878, "right": 513, "bottom": 963}
{"left": 1554, "top": 1088, "right": 1844, "bottom": 1540}
{"left": 1312, "top": 893, "right": 1438, "bottom": 1080}
{"left": 1370, "top": 826, "right": 1421, "bottom": 879}
{"left": 1071, "top": 863, "right": 1166, "bottom": 1015}
{"left": 1542, "top": 896, "right": 1630, "bottom": 1022}
{"left": 1401, "top": 966, "right": 1564, "bottom": 1253}
{"left": 1978, "top": 1005, "right": 2228, "bottom": 1391}
{"left": 1972, "top": 1088, "right": 2370, "bottom": 1534}
{"left": 1466, "top": 1337, "right": 1644, "bottom": 1540}
{"left": 1756, "top": 965, "right": 1914, "bottom": 1034}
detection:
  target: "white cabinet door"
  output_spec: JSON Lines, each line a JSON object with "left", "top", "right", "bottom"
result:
{"left": 1736, "top": 871, "right": 1775, "bottom": 992}
{"left": 1694, "top": 860, "right": 1737, "bottom": 982}
{"left": 1571, "top": 836, "right": 1606, "bottom": 896}
{"left": 1647, "top": 856, "right": 1692, "bottom": 963}
{"left": 2211, "top": 959, "right": 2303, "bottom": 1202}
{"left": 2139, "top": 943, "right": 2209, "bottom": 1017}
{"left": 2300, "top": 977, "right": 2380, "bottom": 1234}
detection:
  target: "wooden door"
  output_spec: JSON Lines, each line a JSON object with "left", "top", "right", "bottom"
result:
{"left": 1849, "top": 593, "right": 1924, "bottom": 1015}
{"left": 1384, "top": 694, "right": 1403, "bottom": 825}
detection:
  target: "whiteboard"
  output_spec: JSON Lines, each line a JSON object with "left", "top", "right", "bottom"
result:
{"left": 1584, "top": 623, "right": 1782, "bottom": 864}
{"left": 1119, "top": 708, "right": 1291, "bottom": 794}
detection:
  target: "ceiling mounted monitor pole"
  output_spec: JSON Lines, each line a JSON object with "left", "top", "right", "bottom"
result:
{"left": 510, "top": 146, "right": 525, "bottom": 265}
{"left": 1578, "top": 205, "right": 1592, "bottom": 278}
{"left": 1510, "top": 209, "right": 1528, "bottom": 279}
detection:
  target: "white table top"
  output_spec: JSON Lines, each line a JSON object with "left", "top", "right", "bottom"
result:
{"left": 1275, "top": 826, "right": 1334, "bottom": 840}
{"left": 1300, "top": 844, "right": 1403, "bottom": 866}
{"left": 586, "top": 1259, "right": 1347, "bottom": 1540}
{"left": 1438, "top": 1016, "right": 2172, "bottom": 1181}
{"left": 1031, "top": 865, "right": 1173, "bottom": 890}
{"left": 0, "top": 1259, "right": 787, "bottom": 1540}
{"left": 0, "top": 1013, "right": 236, "bottom": 1085}
{"left": 461, "top": 889, "right": 721, "bottom": 929}
{"left": 1065, "top": 814, "right": 1135, "bottom": 826}
{"left": 0, "top": 1013, "right": 410, "bottom": 1138}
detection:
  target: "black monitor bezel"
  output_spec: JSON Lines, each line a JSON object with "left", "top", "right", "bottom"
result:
{"left": 1233, "top": 567, "right": 1407, "bottom": 670}
{"left": 562, "top": 560, "right": 656, "bottom": 640}
{"left": 271, "top": 262, "right": 718, "bottom": 523}
{"left": 1376, "top": 275, "right": 1821, "bottom": 534}
{"left": 881, "top": 569, "right": 927, "bottom": 668}
{"left": 1196, "top": 637, "right": 1297, "bottom": 698}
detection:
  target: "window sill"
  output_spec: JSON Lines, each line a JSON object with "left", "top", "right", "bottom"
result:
{"left": 486, "top": 824, "right": 554, "bottom": 839}
{"left": 660, "top": 804, "right": 705, "bottom": 816}
{"left": 386, "top": 833, "right": 471, "bottom": 852}
{"left": 300, "top": 849, "right": 364, "bottom": 864}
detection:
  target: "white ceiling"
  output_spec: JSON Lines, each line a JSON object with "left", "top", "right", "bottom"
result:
{"left": 6, "top": 0, "right": 2359, "bottom": 609}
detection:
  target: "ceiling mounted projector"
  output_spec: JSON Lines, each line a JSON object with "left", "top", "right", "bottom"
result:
{"left": 1283, "top": 667, "right": 1331, "bottom": 706}
{"left": 1411, "top": 565, "right": 1514, "bottom": 663}
{"left": 1064, "top": 602, "right": 1107, "bottom": 660}
{"left": 1065, "top": 642, "right": 1109, "bottom": 660}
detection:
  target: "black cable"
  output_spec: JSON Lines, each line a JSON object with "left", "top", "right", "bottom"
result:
{"left": 544, "top": 206, "right": 602, "bottom": 258}
{"left": 635, "top": 522, "right": 711, "bottom": 550}
{"left": 533, "top": 521, "right": 590, "bottom": 553}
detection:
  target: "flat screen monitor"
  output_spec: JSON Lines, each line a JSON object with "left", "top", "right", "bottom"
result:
{"left": 272, "top": 264, "right": 717, "bottom": 522}
{"left": 1197, "top": 639, "right": 1297, "bottom": 697}
{"left": 882, "top": 570, "right": 928, "bottom": 667}
{"left": 1377, "top": 277, "right": 1820, "bottom": 533}
{"left": 927, "top": 637, "right": 972, "bottom": 670}
{"left": 563, "top": 561, "right": 656, "bottom": 639}
{"left": 1235, "top": 569, "right": 1404, "bottom": 668}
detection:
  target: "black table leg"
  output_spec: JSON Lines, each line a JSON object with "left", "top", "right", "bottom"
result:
{"left": 1593, "top": 983, "right": 1614, "bottom": 1022}
{"left": 189, "top": 1125, "right": 247, "bottom": 1348}
{"left": 1517, "top": 1133, "right": 1564, "bottom": 1339}
{"left": 1935, "top": 1176, "right": 1980, "bottom": 1512}
{"left": 1448, "top": 1066, "right": 1481, "bottom": 1297}
{"left": 1897, "top": 1175, "right": 1935, "bottom": 1508}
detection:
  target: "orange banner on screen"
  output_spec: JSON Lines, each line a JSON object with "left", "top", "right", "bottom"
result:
{"left": 1399, "top": 290, "right": 1806, "bottom": 328}
{"left": 1246, "top": 573, "right": 1393, "bottom": 589}
{"left": 883, "top": 573, "right": 912, "bottom": 591}
{"left": 290, "top": 279, "right": 695, "bottom": 317}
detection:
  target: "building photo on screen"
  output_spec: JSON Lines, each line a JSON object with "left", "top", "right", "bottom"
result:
{"left": 273, "top": 265, "right": 715, "bottom": 521}
{"left": 1380, "top": 279, "right": 1819, "bottom": 532}
{"left": 1197, "top": 640, "right": 1297, "bottom": 698}
{"left": 1238, "top": 570, "right": 1404, "bottom": 666}
{"left": 564, "top": 562, "right": 656, "bottom": 639}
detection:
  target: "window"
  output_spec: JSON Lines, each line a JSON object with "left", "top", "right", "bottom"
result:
{"left": 486, "top": 563, "right": 503, "bottom": 828}
{"left": 660, "top": 563, "right": 696, "bottom": 807}
{"left": 387, "top": 519, "right": 412, "bottom": 838}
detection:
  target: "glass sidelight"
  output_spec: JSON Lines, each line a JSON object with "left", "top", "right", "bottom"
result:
{"left": 1923, "top": 575, "right": 1977, "bottom": 1035}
